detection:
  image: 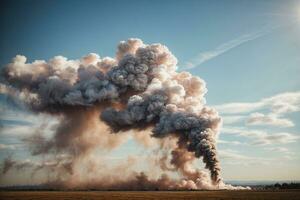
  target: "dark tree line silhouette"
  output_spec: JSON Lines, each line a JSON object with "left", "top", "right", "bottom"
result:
{"left": 265, "top": 182, "right": 300, "bottom": 190}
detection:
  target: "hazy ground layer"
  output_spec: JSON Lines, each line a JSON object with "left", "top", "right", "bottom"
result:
{"left": 1, "top": 190, "right": 300, "bottom": 200}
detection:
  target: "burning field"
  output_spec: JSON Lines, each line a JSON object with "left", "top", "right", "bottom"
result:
{"left": 0, "top": 38, "right": 248, "bottom": 190}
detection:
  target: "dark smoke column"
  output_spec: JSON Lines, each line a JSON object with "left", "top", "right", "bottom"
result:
{"left": 101, "top": 92, "right": 222, "bottom": 183}
{"left": 100, "top": 39, "right": 222, "bottom": 184}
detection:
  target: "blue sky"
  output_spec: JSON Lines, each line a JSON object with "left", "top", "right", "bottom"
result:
{"left": 0, "top": 0, "right": 300, "bottom": 184}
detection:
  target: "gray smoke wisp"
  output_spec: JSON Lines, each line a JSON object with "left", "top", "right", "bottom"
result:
{"left": 0, "top": 38, "right": 246, "bottom": 190}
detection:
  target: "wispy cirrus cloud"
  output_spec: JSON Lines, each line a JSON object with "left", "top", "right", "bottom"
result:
{"left": 219, "top": 149, "right": 273, "bottom": 165}
{"left": 182, "top": 23, "right": 284, "bottom": 69}
{"left": 219, "top": 148, "right": 296, "bottom": 166}
{"left": 264, "top": 147, "right": 293, "bottom": 155}
{"left": 217, "top": 139, "right": 246, "bottom": 146}
{"left": 215, "top": 91, "right": 300, "bottom": 115}
{"left": 246, "top": 112, "right": 294, "bottom": 127}
{"left": 219, "top": 149, "right": 252, "bottom": 160}
{"left": 0, "top": 143, "right": 17, "bottom": 150}
{"left": 222, "top": 126, "right": 299, "bottom": 146}
{"left": 182, "top": 17, "right": 300, "bottom": 70}
{"left": 264, "top": 147, "right": 296, "bottom": 160}
{"left": 221, "top": 115, "right": 246, "bottom": 125}
{"left": 183, "top": 32, "right": 265, "bottom": 69}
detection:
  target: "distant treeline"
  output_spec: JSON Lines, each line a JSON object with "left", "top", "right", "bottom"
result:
{"left": 265, "top": 182, "right": 300, "bottom": 190}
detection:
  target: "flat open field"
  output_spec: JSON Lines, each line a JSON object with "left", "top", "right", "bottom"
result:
{"left": 1, "top": 190, "right": 300, "bottom": 200}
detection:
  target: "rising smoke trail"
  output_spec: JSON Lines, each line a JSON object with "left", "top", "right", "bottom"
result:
{"left": 0, "top": 38, "right": 248, "bottom": 190}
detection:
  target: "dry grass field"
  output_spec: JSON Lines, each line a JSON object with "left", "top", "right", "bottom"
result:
{"left": 1, "top": 190, "right": 300, "bottom": 200}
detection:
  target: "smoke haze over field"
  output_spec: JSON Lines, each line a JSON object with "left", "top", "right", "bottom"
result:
{"left": 0, "top": 38, "right": 248, "bottom": 190}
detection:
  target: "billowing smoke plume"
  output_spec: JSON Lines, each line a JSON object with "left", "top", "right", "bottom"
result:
{"left": 0, "top": 38, "right": 246, "bottom": 190}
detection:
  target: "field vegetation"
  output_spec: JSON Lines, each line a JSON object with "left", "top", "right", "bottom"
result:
{"left": 1, "top": 190, "right": 300, "bottom": 200}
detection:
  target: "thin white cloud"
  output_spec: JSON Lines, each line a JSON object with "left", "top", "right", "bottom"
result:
{"left": 215, "top": 91, "right": 300, "bottom": 115}
{"left": 219, "top": 148, "right": 295, "bottom": 165}
{"left": 182, "top": 23, "right": 284, "bottom": 69}
{"left": 0, "top": 143, "right": 25, "bottom": 151}
{"left": 219, "top": 149, "right": 272, "bottom": 165}
{"left": 215, "top": 91, "right": 300, "bottom": 127}
{"left": 0, "top": 105, "right": 59, "bottom": 137}
{"left": 0, "top": 125, "right": 37, "bottom": 136}
{"left": 0, "top": 105, "right": 44, "bottom": 125}
{"left": 221, "top": 115, "right": 246, "bottom": 125}
{"left": 215, "top": 102, "right": 264, "bottom": 115}
{"left": 219, "top": 149, "right": 251, "bottom": 160}
{"left": 217, "top": 139, "right": 246, "bottom": 146}
{"left": 264, "top": 147, "right": 297, "bottom": 160}
{"left": 0, "top": 118, "right": 58, "bottom": 138}
{"left": 264, "top": 147, "right": 293, "bottom": 154}
{"left": 222, "top": 126, "right": 299, "bottom": 146}
{"left": 182, "top": 19, "right": 298, "bottom": 70}
{"left": 184, "top": 32, "right": 265, "bottom": 69}
{"left": 246, "top": 112, "right": 294, "bottom": 127}
{"left": 0, "top": 143, "right": 17, "bottom": 150}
